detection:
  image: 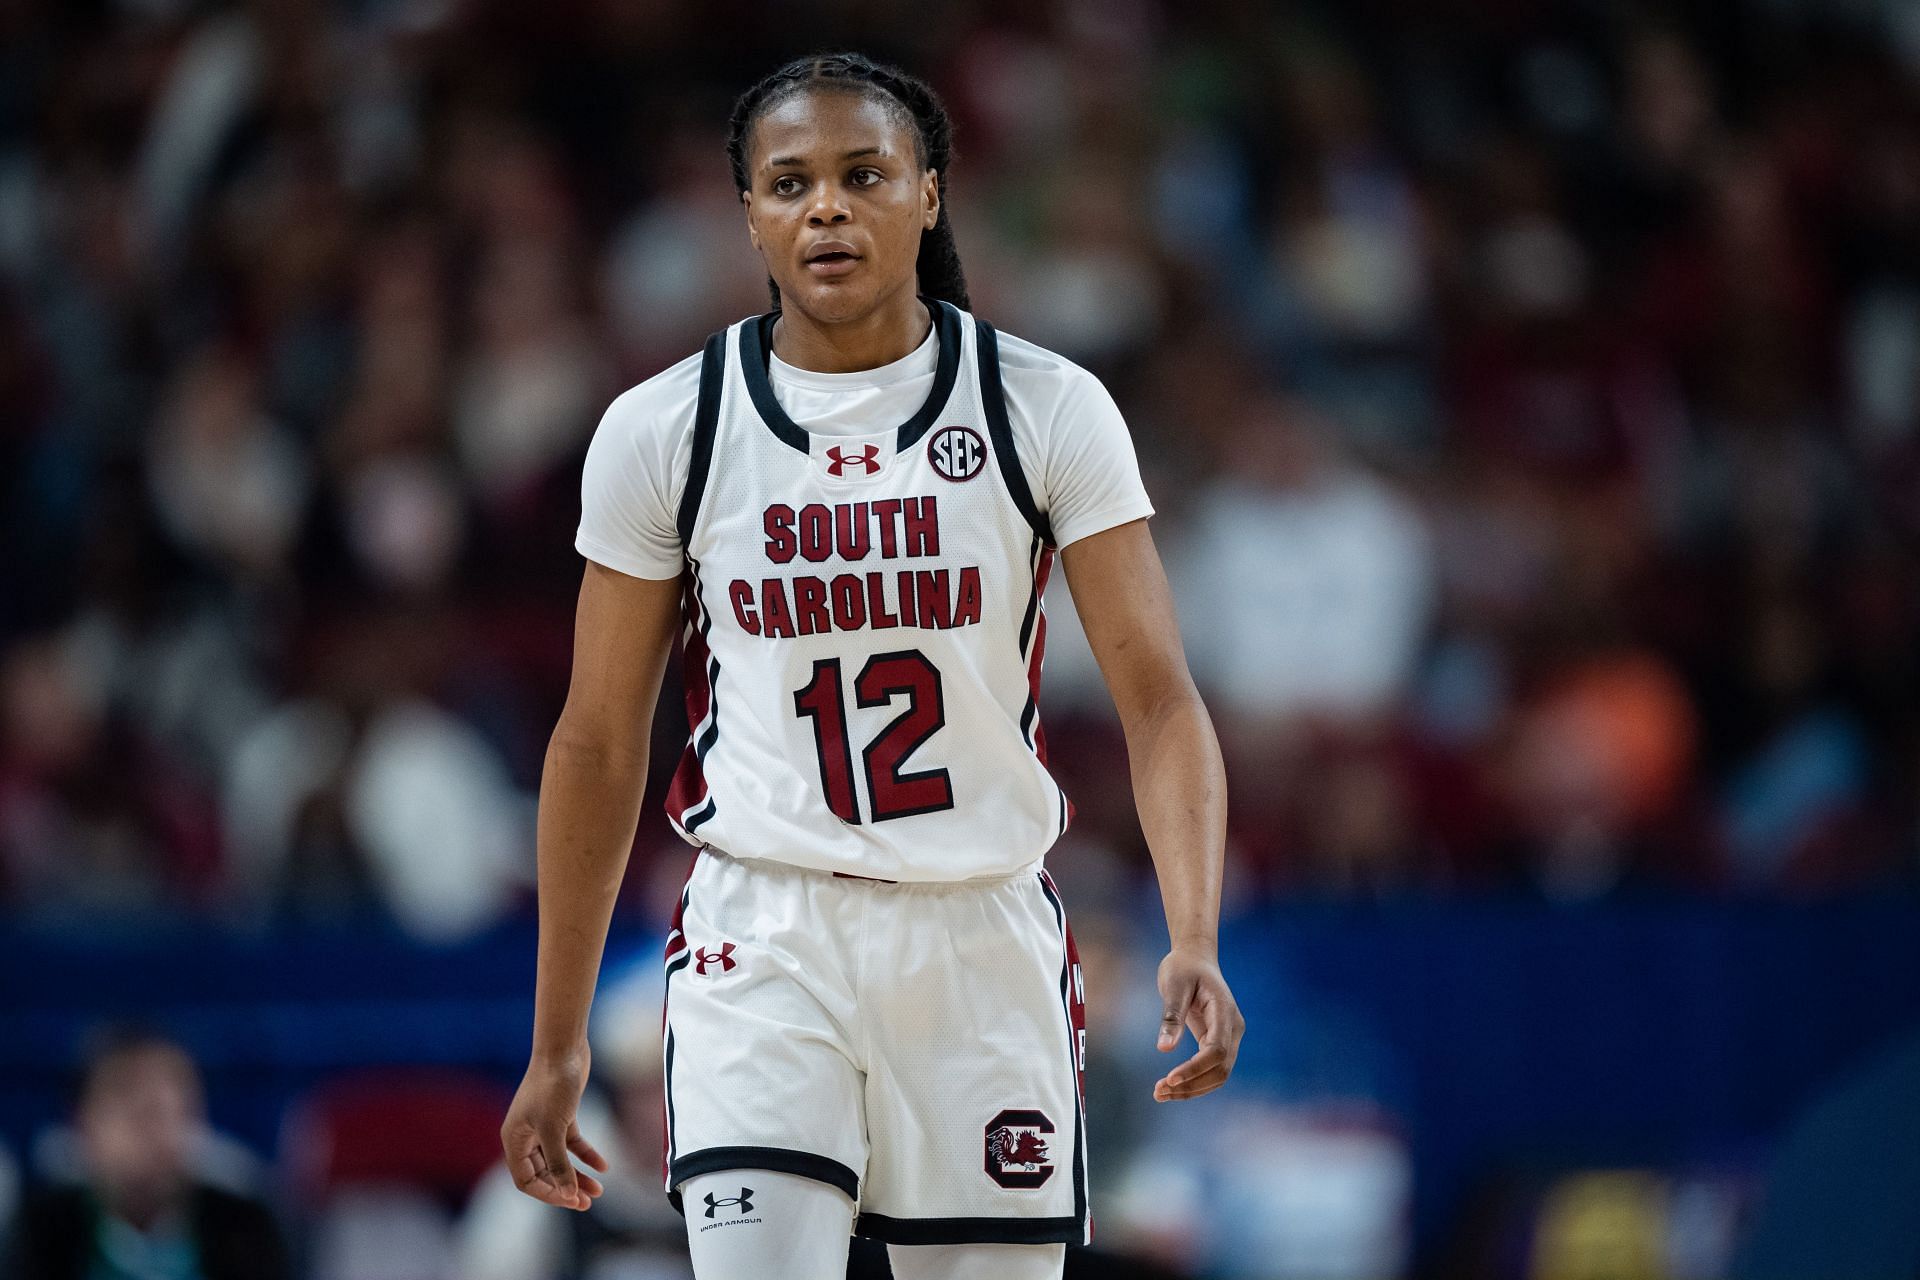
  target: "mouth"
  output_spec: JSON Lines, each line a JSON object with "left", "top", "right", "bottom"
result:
{"left": 804, "top": 243, "right": 862, "bottom": 277}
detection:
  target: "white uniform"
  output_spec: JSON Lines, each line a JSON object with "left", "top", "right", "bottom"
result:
{"left": 576, "top": 299, "right": 1151, "bottom": 1246}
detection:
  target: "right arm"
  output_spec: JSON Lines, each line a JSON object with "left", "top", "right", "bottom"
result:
{"left": 500, "top": 560, "right": 681, "bottom": 1210}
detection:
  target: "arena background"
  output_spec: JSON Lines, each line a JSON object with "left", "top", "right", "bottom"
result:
{"left": 4, "top": 0, "right": 1920, "bottom": 1276}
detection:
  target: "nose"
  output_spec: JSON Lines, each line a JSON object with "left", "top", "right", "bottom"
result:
{"left": 806, "top": 181, "right": 851, "bottom": 226}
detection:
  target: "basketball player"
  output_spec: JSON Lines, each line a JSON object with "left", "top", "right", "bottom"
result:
{"left": 500, "top": 53, "right": 1243, "bottom": 1280}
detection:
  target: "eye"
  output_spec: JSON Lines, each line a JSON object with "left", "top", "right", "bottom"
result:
{"left": 772, "top": 175, "right": 804, "bottom": 197}
{"left": 851, "top": 168, "right": 883, "bottom": 186}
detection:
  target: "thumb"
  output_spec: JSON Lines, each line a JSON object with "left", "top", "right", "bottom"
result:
{"left": 1159, "top": 983, "right": 1192, "bottom": 1052}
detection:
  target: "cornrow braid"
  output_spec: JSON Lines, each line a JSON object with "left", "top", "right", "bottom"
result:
{"left": 725, "top": 52, "right": 970, "bottom": 312}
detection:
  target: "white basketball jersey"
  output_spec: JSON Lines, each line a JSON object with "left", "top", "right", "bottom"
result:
{"left": 666, "top": 301, "right": 1068, "bottom": 882}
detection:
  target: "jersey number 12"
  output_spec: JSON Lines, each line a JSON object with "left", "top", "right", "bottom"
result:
{"left": 793, "top": 650, "right": 955, "bottom": 823}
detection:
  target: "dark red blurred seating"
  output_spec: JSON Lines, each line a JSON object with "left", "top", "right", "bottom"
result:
{"left": 281, "top": 1069, "right": 510, "bottom": 1207}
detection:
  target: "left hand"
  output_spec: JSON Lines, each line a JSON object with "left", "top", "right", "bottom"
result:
{"left": 1152, "top": 946, "right": 1244, "bottom": 1101}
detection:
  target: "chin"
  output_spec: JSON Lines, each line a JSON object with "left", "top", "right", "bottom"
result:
{"left": 781, "top": 278, "right": 890, "bottom": 324}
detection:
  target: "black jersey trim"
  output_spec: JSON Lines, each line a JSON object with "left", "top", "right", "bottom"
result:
{"left": 854, "top": 1212, "right": 1084, "bottom": 1245}
{"left": 1016, "top": 532, "right": 1044, "bottom": 657}
{"left": 676, "top": 330, "right": 728, "bottom": 545}
{"left": 662, "top": 939, "right": 693, "bottom": 1169}
{"left": 667, "top": 1146, "right": 860, "bottom": 1211}
{"left": 974, "top": 318, "right": 1056, "bottom": 546}
{"left": 1035, "top": 874, "right": 1090, "bottom": 1235}
{"left": 1017, "top": 535, "right": 1044, "bottom": 753}
{"left": 738, "top": 298, "right": 964, "bottom": 455}
{"left": 683, "top": 557, "right": 721, "bottom": 835}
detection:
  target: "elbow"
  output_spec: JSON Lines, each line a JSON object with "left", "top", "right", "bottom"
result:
{"left": 546, "top": 713, "right": 647, "bottom": 776}
{"left": 1116, "top": 664, "right": 1209, "bottom": 733}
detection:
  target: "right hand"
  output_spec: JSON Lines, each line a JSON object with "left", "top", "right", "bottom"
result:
{"left": 500, "top": 1050, "right": 609, "bottom": 1211}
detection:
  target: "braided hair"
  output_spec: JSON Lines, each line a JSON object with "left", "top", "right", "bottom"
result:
{"left": 726, "top": 52, "right": 970, "bottom": 312}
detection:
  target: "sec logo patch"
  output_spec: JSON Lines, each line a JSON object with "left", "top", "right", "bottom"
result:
{"left": 928, "top": 425, "right": 986, "bottom": 482}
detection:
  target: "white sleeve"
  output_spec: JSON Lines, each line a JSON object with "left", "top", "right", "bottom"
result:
{"left": 574, "top": 363, "right": 698, "bottom": 580}
{"left": 1039, "top": 368, "right": 1155, "bottom": 549}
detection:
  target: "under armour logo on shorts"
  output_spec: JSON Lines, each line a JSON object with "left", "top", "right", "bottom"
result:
{"left": 824, "top": 444, "right": 881, "bottom": 476}
{"left": 704, "top": 1187, "right": 754, "bottom": 1217}
{"left": 694, "top": 942, "right": 737, "bottom": 975}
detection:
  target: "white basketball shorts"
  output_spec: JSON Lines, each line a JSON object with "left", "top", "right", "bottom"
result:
{"left": 658, "top": 848, "right": 1090, "bottom": 1245}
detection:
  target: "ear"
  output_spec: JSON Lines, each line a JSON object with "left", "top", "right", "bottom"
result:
{"left": 742, "top": 190, "right": 760, "bottom": 252}
{"left": 923, "top": 169, "right": 939, "bottom": 230}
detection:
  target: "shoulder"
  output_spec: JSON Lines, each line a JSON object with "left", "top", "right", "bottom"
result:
{"left": 593, "top": 346, "right": 709, "bottom": 448}
{"left": 982, "top": 323, "right": 1109, "bottom": 409}
{"left": 978, "top": 321, "right": 1131, "bottom": 457}
{"left": 980, "top": 323, "right": 1127, "bottom": 452}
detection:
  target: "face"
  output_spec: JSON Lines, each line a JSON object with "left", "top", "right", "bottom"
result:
{"left": 78, "top": 1046, "right": 205, "bottom": 1215}
{"left": 742, "top": 87, "right": 939, "bottom": 323}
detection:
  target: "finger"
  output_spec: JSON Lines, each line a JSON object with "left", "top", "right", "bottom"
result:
{"left": 507, "top": 1149, "right": 548, "bottom": 1193}
{"left": 567, "top": 1125, "right": 610, "bottom": 1173}
{"left": 510, "top": 1152, "right": 582, "bottom": 1208}
{"left": 1163, "top": 1047, "right": 1233, "bottom": 1086}
{"left": 1195, "top": 989, "right": 1245, "bottom": 1046}
{"left": 518, "top": 1175, "right": 584, "bottom": 1207}
{"left": 535, "top": 1128, "right": 585, "bottom": 1208}
{"left": 1163, "top": 1038, "right": 1231, "bottom": 1087}
{"left": 1158, "top": 985, "right": 1194, "bottom": 1053}
{"left": 1155, "top": 1057, "right": 1232, "bottom": 1094}
{"left": 1153, "top": 1063, "right": 1232, "bottom": 1101}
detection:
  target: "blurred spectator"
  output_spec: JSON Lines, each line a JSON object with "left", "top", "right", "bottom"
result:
{"left": 1501, "top": 652, "right": 1699, "bottom": 899}
{"left": 1, "top": 1029, "right": 288, "bottom": 1280}
{"left": 221, "top": 610, "right": 532, "bottom": 939}
{"left": 1175, "top": 395, "right": 1434, "bottom": 726}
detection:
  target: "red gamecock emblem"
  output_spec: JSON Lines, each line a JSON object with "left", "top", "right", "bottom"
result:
{"left": 984, "top": 1108, "right": 1055, "bottom": 1189}
{"left": 824, "top": 444, "right": 881, "bottom": 476}
{"left": 694, "top": 942, "right": 737, "bottom": 975}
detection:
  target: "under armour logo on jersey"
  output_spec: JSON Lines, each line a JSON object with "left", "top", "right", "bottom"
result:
{"left": 928, "top": 425, "right": 986, "bottom": 482}
{"left": 704, "top": 1188, "right": 754, "bottom": 1217}
{"left": 824, "top": 444, "right": 881, "bottom": 476}
{"left": 694, "top": 942, "right": 737, "bottom": 975}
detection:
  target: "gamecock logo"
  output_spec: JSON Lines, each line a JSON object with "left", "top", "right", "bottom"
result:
{"left": 825, "top": 444, "right": 881, "bottom": 476}
{"left": 984, "top": 1108, "right": 1055, "bottom": 1189}
{"left": 927, "top": 426, "right": 986, "bottom": 482}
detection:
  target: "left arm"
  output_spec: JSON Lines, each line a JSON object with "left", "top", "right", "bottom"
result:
{"left": 1062, "top": 517, "right": 1243, "bottom": 1101}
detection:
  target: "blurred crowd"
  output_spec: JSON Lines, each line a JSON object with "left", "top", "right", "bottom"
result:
{"left": 8, "top": 2, "right": 1920, "bottom": 1276}
{"left": 8, "top": 0, "right": 1920, "bottom": 929}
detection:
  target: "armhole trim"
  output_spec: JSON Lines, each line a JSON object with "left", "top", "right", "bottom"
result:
{"left": 975, "top": 318, "right": 1055, "bottom": 547}
{"left": 676, "top": 329, "right": 728, "bottom": 545}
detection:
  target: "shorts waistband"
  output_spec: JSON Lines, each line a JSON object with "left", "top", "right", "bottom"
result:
{"left": 698, "top": 845, "right": 1037, "bottom": 890}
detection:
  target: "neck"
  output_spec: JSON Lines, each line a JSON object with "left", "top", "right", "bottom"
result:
{"left": 772, "top": 283, "right": 931, "bottom": 374}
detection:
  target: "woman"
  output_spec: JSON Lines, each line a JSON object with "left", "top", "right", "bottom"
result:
{"left": 501, "top": 52, "right": 1242, "bottom": 1280}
